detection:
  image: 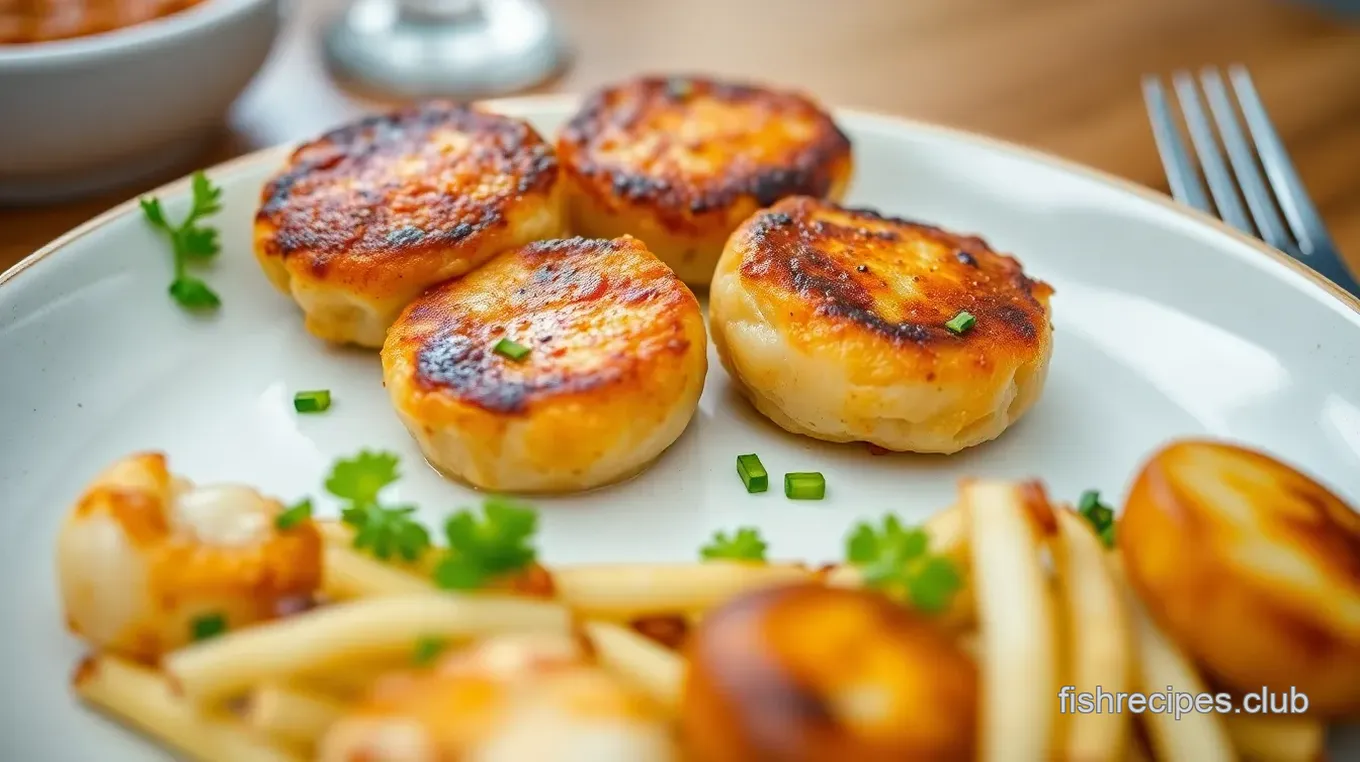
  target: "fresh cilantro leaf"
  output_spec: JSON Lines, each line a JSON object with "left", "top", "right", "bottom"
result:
{"left": 412, "top": 636, "right": 448, "bottom": 666}
{"left": 179, "top": 225, "right": 220, "bottom": 259}
{"left": 326, "top": 451, "right": 401, "bottom": 507}
{"left": 275, "top": 498, "right": 313, "bottom": 530}
{"left": 169, "top": 277, "right": 221, "bottom": 309}
{"left": 190, "top": 613, "right": 227, "bottom": 642}
{"left": 140, "top": 198, "right": 168, "bottom": 229}
{"left": 1077, "top": 489, "right": 1117, "bottom": 549}
{"left": 141, "top": 170, "right": 225, "bottom": 311}
{"left": 844, "top": 515, "right": 961, "bottom": 614}
{"left": 432, "top": 497, "right": 539, "bottom": 590}
{"left": 699, "top": 527, "right": 768, "bottom": 561}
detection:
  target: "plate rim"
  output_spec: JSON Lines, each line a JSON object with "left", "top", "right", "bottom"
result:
{"left": 4, "top": 92, "right": 1358, "bottom": 321}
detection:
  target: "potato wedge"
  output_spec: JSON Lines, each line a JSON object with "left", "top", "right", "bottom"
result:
{"left": 1223, "top": 714, "right": 1326, "bottom": 762}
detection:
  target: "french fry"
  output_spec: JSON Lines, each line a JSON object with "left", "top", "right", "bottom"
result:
{"left": 73, "top": 656, "right": 302, "bottom": 762}
{"left": 966, "top": 480, "right": 1058, "bottom": 762}
{"left": 165, "top": 594, "right": 569, "bottom": 705}
{"left": 583, "top": 620, "right": 684, "bottom": 711}
{"left": 1224, "top": 714, "right": 1326, "bottom": 762}
{"left": 322, "top": 543, "right": 437, "bottom": 600}
{"left": 1112, "top": 558, "right": 1236, "bottom": 762}
{"left": 553, "top": 562, "right": 810, "bottom": 619}
{"left": 1051, "top": 508, "right": 1132, "bottom": 761}
{"left": 245, "top": 683, "right": 345, "bottom": 749}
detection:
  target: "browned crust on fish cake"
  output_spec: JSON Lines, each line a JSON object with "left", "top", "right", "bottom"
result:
{"left": 557, "top": 76, "right": 852, "bottom": 237}
{"left": 255, "top": 102, "right": 559, "bottom": 294}
{"left": 730, "top": 196, "right": 1053, "bottom": 365}
{"left": 384, "top": 236, "right": 700, "bottom": 417}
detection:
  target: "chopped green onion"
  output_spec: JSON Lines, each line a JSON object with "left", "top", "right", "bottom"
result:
{"left": 735, "top": 453, "right": 768, "bottom": 493}
{"left": 493, "top": 338, "right": 531, "bottom": 362}
{"left": 784, "top": 472, "right": 826, "bottom": 500}
{"left": 293, "top": 390, "right": 332, "bottom": 413}
{"left": 190, "top": 613, "right": 227, "bottom": 642}
{"left": 1077, "top": 489, "right": 1117, "bottom": 548}
{"left": 413, "top": 636, "right": 448, "bottom": 666}
{"left": 945, "top": 310, "right": 976, "bottom": 335}
{"left": 275, "top": 498, "right": 313, "bottom": 530}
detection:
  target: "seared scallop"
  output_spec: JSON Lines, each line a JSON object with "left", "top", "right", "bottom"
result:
{"left": 683, "top": 584, "right": 977, "bottom": 762}
{"left": 709, "top": 197, "right": 1053, "bottom": 454}
{"left": 255, "top": 102, "right": 566, "bottom": 347}
{"left": 381, "top": 235, "right": 707, "bottom": 493}
{"left": 557, "top": 76, "right": 852, "bottom": 287}
{"left": 1119, "top": 440, "right": 1360, "bottom": 717}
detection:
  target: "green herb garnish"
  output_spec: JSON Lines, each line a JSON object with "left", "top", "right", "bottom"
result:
{"left": 433, "top": 497, "right": 539, "bottom": 590}
{"left": 735, "top": 453, "right": 768, "bottom": 493}
{"left": 945, "top": 310, "right": 976, "bottom": 335}
{"left": 329, "top": 451, "right": 431, "bottom": 561}
{"left": 492, "top": 338, "right": 531, "bottom": 362}
{"left": 413, "top": 636, "right": 448, "bottom": 666}
{"left": 700, "top": 527, "right": 768, "bottom": 562}
{"left": 784, "top": 472, "right": 826, "bottom": 500}
{"left": 1078, "top": 489, "right": 1117, "bottom": 548}
{"left": 293, "top": 390, "right": 332, "bottom": 413}
{"left": 275, "top": 498, "right": 313, "bottom": 531}
{"left": 190, "top": 613, "right": 227, "bottom": 642}
{"left": 846, "top": 515, "right": 962, "bottom": 613}
{"left": 141, "top": 171, "right": 224, "bottom": 311}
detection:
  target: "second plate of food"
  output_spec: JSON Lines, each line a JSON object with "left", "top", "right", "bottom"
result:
{"left": 1, "top": 77, "right": 1359, "bottom": 760}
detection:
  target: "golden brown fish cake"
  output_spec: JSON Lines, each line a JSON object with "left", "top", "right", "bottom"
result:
{"left": 709, "top": 196, "right": 1054, "bottom": 454}
{"left": 381, "top": 236, "right": 707, "bottom": 493}
{"left": 255, "top": 102, "right": 566, "bottom": 347}
{"left": 557, "top": 76, "right": 852, "bottom": 287}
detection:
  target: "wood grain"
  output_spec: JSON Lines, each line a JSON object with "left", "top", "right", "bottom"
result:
{"left": 3, "top": 0, "right": 1359, "bottom": 274}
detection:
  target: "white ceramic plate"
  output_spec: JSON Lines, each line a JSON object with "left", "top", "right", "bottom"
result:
{"left": 2, "top": 97, "right": 1358, "bottom": 759}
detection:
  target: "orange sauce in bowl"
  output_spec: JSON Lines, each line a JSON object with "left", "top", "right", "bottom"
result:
{"left": 0, "top": 1, "right": 208, "bottom": 45}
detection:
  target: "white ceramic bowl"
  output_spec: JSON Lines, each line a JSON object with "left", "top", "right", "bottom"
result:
{"left": 0, "top": 0, "right": 281, "bottom": 203}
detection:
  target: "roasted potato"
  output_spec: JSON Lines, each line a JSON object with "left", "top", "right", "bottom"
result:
{"left": 681, "top": 584, "right": 976, "bottom": 762}
{"left": 1119, "top": 439, "right": 1360, "bottom": 717}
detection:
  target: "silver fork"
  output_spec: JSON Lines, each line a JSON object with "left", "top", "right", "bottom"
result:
{"left": 1142, "top": 65, "right": 1360, "bottom": 296}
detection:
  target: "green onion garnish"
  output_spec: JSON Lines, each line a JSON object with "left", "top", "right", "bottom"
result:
{"left": 190, "top": 613, "right": 227, "bottom": 642}
{"left": 945, "top": 310, "right": 976, "bottom": 335}
{"left": 736, "top": 453, "right": 768, "bottom": 493}
{"left": 293, "top": 390, "right": 331, "bottom": 413}
{"left": 412, "top": 636, "right": 448, "bottom": 666}
{"left": 785, "top": 472, "right": 826, "bottom": 500}
{"left": 275, "top": 498, "right": 313, "bottom": 531}
{"left": 1077, "top": 489, "right": 1117, "bottom": 548}
{"left": 493, "top": 338, "right": 531, "bottom": 362}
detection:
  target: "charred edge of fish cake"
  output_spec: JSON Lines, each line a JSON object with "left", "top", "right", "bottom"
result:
{"left": 406, "top": 237, "right": 697, "bottom": 415}
{"left": 736, "top": 200, "right": 1053, "bottom": 351}
{"left": 559, "top": 76, "right": 851, "bottom": 225}
{"left": 256, "top": 102, "right": 558, "bottom": 270}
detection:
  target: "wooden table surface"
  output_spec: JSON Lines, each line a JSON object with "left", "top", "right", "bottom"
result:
{"left": 3, "top": 0, "right": 1360, "bottom": 273}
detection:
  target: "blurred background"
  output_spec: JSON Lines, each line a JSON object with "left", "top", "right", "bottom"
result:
{"left": 1, "top": 0, "right": 1358, "bottom": 270}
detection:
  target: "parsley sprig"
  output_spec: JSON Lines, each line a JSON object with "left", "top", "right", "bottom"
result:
{"left": 699, "top": 527, "right": 768, "bottom": 562}
{"left": 846, "top": 515, "right": 962, "bottom": 614}
{"left": 140, "top": 171, "right": 224, "bottom": 310}
{"left": 433, "top": 498, "right": 539, "bottom": 590}
{"left": 1077, "top": 490, "right": 1117, "bottom": 548}
{"left": 327, "top": 451, "right": 431, "bottom": 561}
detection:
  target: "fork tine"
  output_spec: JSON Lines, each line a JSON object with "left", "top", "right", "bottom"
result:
{"left": 1141, "top": 75, "right": 1212, "bottom": 215}
{"left": 1171, "top": 71, "right": 1254, "bottom": 234}
{"left": 1199, "top": 67, "right": 1291, "bottom": 251}
{"left": 1227, "top": 66, "right": 1338, "bottom": 258}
